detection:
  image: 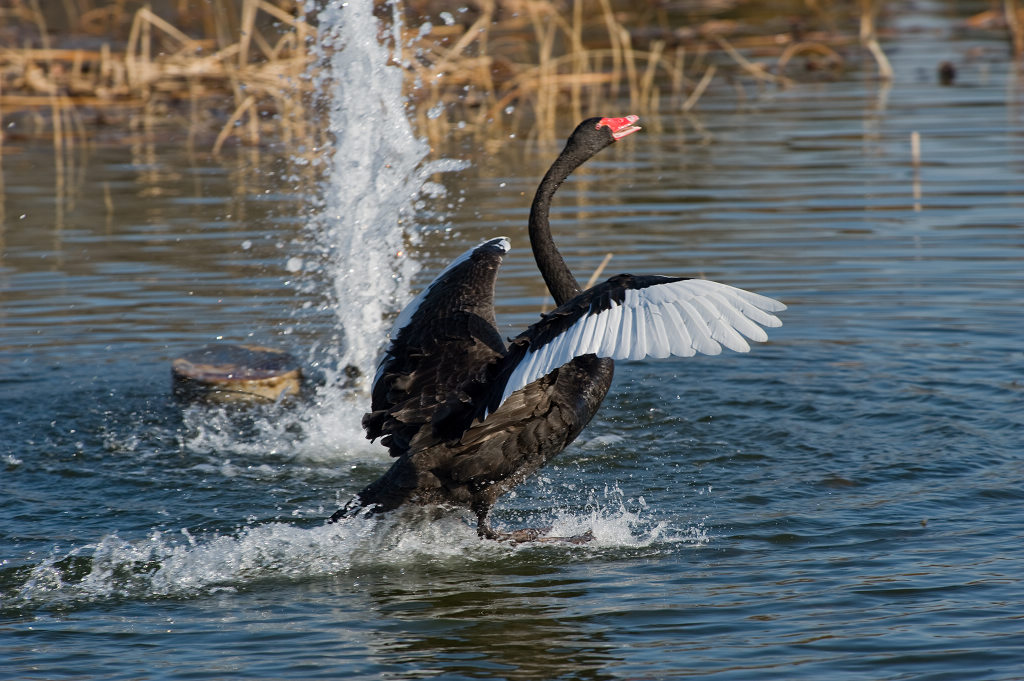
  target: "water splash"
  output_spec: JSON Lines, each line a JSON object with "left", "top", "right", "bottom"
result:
{"left": 175, "top": 0, "right": 465, "bottom": 460}
{"left": 307, "top": 0, "right": 425, "bottom": 376}
{"left": 293, "top": 0, "right": 465, "bottom": 451}
{"left": 7, "top": 495, "right": 698, "bottom": 611}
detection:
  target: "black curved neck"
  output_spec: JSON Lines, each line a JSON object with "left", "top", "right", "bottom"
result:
{"left": 529, "top": 149, "right": 588, "bottom": 306}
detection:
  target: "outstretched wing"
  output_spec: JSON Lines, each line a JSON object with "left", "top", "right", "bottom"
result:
{"left": 363, "top": 237, "right": 511, "bottom": 456}
{"left": 484, "top": 273, "right": 786, "bottom": 415}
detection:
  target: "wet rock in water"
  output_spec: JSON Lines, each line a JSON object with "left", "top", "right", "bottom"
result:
{"left": 938, "top": 61, "right": 956, "bottom": 85}
{"left": 172, "top": 344, "right": 302, "bottom": 404}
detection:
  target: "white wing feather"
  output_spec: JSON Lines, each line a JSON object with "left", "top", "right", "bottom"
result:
{"left": 616, "top": 300, "right": 634, "bottom": 358}
{"left": 630, "top": 297, "right": 648, "bottom": 358}
{"left": 596, "top": 303, "right": 623, "bottom": 357}
{"left": 662, "top": 302, "right": 698, "bottom": 356}
{"left": 677, "top": 298, "right": 719, "bottom": 355}
{"left": 496, "top": 278, "right": 785, "bottom": 409}
{"left": 646, "top": 305, "right": 671, "bottom": 359}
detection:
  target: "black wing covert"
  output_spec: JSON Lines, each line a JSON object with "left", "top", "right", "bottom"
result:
{"left": 362, "top": 237, "right": 511, "bottom": 457}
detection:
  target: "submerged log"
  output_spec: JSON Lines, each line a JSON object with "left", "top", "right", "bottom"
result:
{"left": 172, "top": 343, "right": 302, "bottom": 404}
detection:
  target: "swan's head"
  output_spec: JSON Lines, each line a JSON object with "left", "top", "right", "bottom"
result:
{"left": 564, "top": 115, "right": 642, "bottom": 157}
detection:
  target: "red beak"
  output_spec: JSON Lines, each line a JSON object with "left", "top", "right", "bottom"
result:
{"left": 597, "top": 115, "right": 641, "bottom": 140}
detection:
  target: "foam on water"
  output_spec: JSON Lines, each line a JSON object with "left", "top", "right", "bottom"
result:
{"left": 9, "top": 496, "right": 703, "bottom": 609}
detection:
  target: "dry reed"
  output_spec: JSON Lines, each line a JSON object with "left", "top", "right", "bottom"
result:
{"left": 1, "top": 0, "right": 316, "bottom": 154}
{"left": 0, "top": 1, "right": 1016, "bottom": 155}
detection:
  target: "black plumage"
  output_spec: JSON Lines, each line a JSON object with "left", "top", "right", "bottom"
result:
{"left": 329, "top": 115, "right": 785, "bottom": 541}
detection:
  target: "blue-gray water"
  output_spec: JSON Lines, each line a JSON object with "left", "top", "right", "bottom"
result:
{"left": 3, "top": 7, "right": 1023, "bottom": 680}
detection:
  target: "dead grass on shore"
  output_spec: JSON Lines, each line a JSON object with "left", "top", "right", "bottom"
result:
{"left": 0, "top": 0, "right": 1021, "bottom": 157}
{"left": 0, "top": 0, "right": 316, "bottom": 155}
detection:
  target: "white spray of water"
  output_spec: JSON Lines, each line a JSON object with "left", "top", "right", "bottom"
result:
{"left": 12, "top": 495, "right": 696, "bottom": 607}
{"left": 291, "top": 0, "right": 466, "bottom": 454}
{"left": 173, "top": 1, "right": 469, "bottom": 465}
{"left": 310, "top": 0, "right": 423, "bottom": 372}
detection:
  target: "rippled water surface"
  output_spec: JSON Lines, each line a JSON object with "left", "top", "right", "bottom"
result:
{"left": 3, "top": 8, "right": 1024, "bottom": 681}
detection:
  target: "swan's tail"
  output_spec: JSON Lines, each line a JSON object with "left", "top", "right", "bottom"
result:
{"left": 327, "top": 496, "right": 368, "bottom": 523}
{"left": 327, "top": 460, "right": 416, "bottom": 523}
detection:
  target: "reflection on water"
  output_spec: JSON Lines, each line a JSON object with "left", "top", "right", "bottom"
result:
{"left": 359, "top": 568, "right": 619, "bottom": 680}
{"left": 2, "top": 4, "right": 1024, "bottom": 680}
{"left": 0, "top": 144, "right": 307, "bottom": 361}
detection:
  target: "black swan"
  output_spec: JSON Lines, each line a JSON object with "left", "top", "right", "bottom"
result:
{"left": 330, "top": 115, "right": 786, "bottom": 541}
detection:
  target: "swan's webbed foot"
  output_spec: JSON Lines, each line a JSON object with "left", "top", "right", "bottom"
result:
{"left": 478, "top": 525, "right": 549, "bottom": 544}
{"left": 477, "top": 513, "right": 594, "bottom": 545}
{"left": 538, "top": 530, "right": 594, "bottom": 545}
{"left": 328, "top": 497, "right": 375, "bottom": 524}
